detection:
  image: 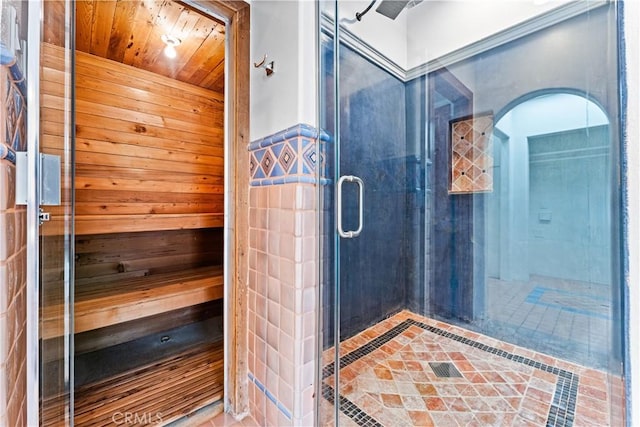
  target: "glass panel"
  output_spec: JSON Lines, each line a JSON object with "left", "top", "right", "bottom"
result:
{"left": 318, "top": 2, "right": 338, "bottom": 425}
{"left": 318, "top": 1, "right": 625, "bottom": 426}
{"left": 38, "top": 1, "right": 74, "bottom": 425}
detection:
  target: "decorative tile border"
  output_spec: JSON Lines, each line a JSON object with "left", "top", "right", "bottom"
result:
{"left": 1, "top": 43, "right": 27, "bottom": 165}
{"left": 321, "top": 383, "right": 382, "bottom": 427}
{"left": 248, "top": 372, "right": 292, "bottom": 420}
{"left": 323, "top": 318, "right": 580, "bottom": 427}
{"left": 248, "top": 124, "right": 331, "bottom": 186}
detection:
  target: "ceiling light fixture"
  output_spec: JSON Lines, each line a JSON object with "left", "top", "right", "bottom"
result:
{"left": 161, "top": 34, "right": 181, "bottom": 59}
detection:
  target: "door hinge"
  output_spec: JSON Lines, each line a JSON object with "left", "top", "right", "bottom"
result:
{"left": 15, "top": 152, "right": 62, "bottom": 206}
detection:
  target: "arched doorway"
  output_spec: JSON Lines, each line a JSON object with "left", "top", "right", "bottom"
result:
{"left": 485, "top": 92, "right": 613, "bottom": 367}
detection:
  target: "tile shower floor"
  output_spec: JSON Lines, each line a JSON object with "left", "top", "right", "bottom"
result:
{"left": 484, "top": 275, "right": 611, "bottom": 369}
{"left": 321, "top": 311, "right": 623, "bottom": 427}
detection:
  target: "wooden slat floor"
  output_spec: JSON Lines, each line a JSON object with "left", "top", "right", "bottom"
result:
{"left": 42, "top": 341, "right": 224, "bottom": 426}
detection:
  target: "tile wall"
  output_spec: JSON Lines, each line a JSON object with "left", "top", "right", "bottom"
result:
{"left": 0, "top": 28, "right": 28, "bottom": 427}
{"left": 247, "top": 124, "right": 327, "bottom": 426}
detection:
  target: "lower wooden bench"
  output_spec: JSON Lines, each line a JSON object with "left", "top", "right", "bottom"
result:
{"left": 42, "top": 341, "right": 224, "bottom": 426}
{"left": 41, "top": 266, "right": 224, "bottom": 340}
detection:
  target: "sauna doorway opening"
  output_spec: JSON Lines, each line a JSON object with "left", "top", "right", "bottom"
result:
{"left": 41, "top": 1, "right": 249, "bottom": 425}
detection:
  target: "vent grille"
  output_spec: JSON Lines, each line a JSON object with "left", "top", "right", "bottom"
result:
{"left": 429, "top": 362, "right": 463, "bottom": 378}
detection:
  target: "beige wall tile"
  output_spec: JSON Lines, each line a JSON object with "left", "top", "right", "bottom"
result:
{"left": 303, "top": 261, "right": 316, "bottom": 289}
{"left": 266, "top": 323, "right": 279, "bottom": 351}
{"left": 0, "top": 264, "right": 7, "bottom": 315}
{"left": 267, "top": 277, "right": 280, "bottom": 304}
{"left": 0, "top": 163, "right": 16, "bottom": 211}
{"left": 256, "top": 187, "right": 268, "bottom": 209}
{"left": 278, "top": 380, "right": 294, "bottom": 413}
{"left": 248, "top": 178, "right": 318, "bottom": 423}
{"left": 279, "top": 258, "right": 295, "bottom": 286}
{"left": 6, "top": 256, "right": 19, "bottom": 308}
{"left": 1, "top": 65, "right": 27, "bottom": 427}
{"left": 267, "top": 231, "right": 279, "bottom": 257}
{"left": 14, "top": 211, "right": 25, "bottom": 253}
{"left": 266, "top": 343, "right": 279, "bottom": 374}
{"left": 6, "top": 390, "right": 19, "bottom": 427}
{"left": 267, "top": 186, "right": 280, "bottom": 210}
{"left": 267, "top": 253, "right": 280, "bottom": 280}
{"left": 256, "top": 228, "right": 267, "bottom": 253}
{"left": 280, "top": 284, "right": 295, "bottom": 313}
{"left": 267, "top": 300, "right": 279, "bottom": 327}
{"left": 257, "top": 208, "right": 268, "bottom": 230}
{"left": 0, "top": 351, "right": 6, "bottom": 407}
{"left": 0, "top": 212, "right": 16, "bottom": 260}
{"left": 265, "top": 398, "right": 280, "bottom": 426}
{"left": 280, "top": 308, "right": 294, "bottom": 338}
{"left": 279, "top": 210, "right": 295, "bottom": 235}
{"left": 279, "top": 357, "right": 294, "bottom": 390}
{"left": 281, "top": 185, "right": 296, "bottom": 211}
{"left": 267, "top": 206, "right": 282, "bottom": 233}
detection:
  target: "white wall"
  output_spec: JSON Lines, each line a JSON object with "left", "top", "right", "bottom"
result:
{"left": 239, "top": 0, "right": 531, "bottom": 138}
{"left": 327, "top": 0, "right": 598, "bottom": 74}
{"left": 335, "top": 0, "right": 408, "bottom": 67}
{"left": 250, "top": 0, "right": 317, "bottom": 140}
{"left": 405, "top": 0, "right": 573, "bottom": 69}
{"left": 248, "top": 1, "right": 615, "bottom": 140}
{"left": 496, "top": 94, "right": 609, "bottom": 137}
{"left": 494, "top": 94, "right": 609, "bottom": 282}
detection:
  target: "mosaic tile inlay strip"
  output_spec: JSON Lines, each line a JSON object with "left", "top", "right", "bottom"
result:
{"left": 1, "top": 44, "right": 27, "bottom": 165}
{"left": 323, "top": 315, "right": 582, "bottom": 427}
{"left": 248, "top": 124, "right": 330, "bottom": 186}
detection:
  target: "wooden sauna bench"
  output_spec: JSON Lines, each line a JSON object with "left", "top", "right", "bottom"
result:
{"left": 42, "top": 341, "right": 224, "bottom": 427}
{"left": 41, "top": 265, "right": 224, "bottom": 340}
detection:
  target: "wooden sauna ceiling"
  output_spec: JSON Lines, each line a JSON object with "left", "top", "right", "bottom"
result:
{"left": 75, "top": 0, "right": 225, "bottom": 93}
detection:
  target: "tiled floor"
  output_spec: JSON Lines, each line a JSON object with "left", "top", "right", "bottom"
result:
{"left": 482, "top": 275, "right": 613, "bottom": 369}
{"left": 198, "top": 412, "right": 259, "bottom": 427}
{"left": 321, "top": 310, "right": 624, "bottom": 427}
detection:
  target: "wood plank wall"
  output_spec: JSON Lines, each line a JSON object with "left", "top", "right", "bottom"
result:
{"left": 74, "top": 228, "right": 224, "bottom": 285}
{"left": 39, "top": 43, "right": 226, "bottom": 350}
{"left": 41, "top": 43, "right": 225, "bottom": 235}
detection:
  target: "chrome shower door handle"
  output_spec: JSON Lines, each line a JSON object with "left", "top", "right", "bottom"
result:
{"left": 337, "top": 175, "right": 364, "bottom": 238}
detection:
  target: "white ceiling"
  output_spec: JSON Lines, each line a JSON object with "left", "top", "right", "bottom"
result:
{"left": 336, "top": 0, "right": 594, "bottom": 71}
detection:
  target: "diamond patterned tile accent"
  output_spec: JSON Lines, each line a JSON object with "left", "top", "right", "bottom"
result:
{"left": 302, "top": 143, "right": 317, "bottom": 173}
{"left": 279, "top": 142, "right": 296, "bottom": 173}
{"left": 248, "top": 124, "right": 331, "bottom": 186}
{"left": 321, "top": 311, "right": 614, "bottom": 427}
{"left": 450, "top": 114, "right": 494, "bottom": 194}
{"left": 260, "top": 149, "right": 275, "bottom": 177}
{"left": 249, "top": 154, "right": 257, "bottom": 176}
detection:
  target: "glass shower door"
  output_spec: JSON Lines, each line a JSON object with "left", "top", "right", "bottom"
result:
{"left": 318, "top": 1, "right": 427, "bottom": 424}
{"left": 318, "top": 1, "right": 624, "bottom": 426}
{"left": 26, "top": 1, "right": 75, "bottom": 425}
